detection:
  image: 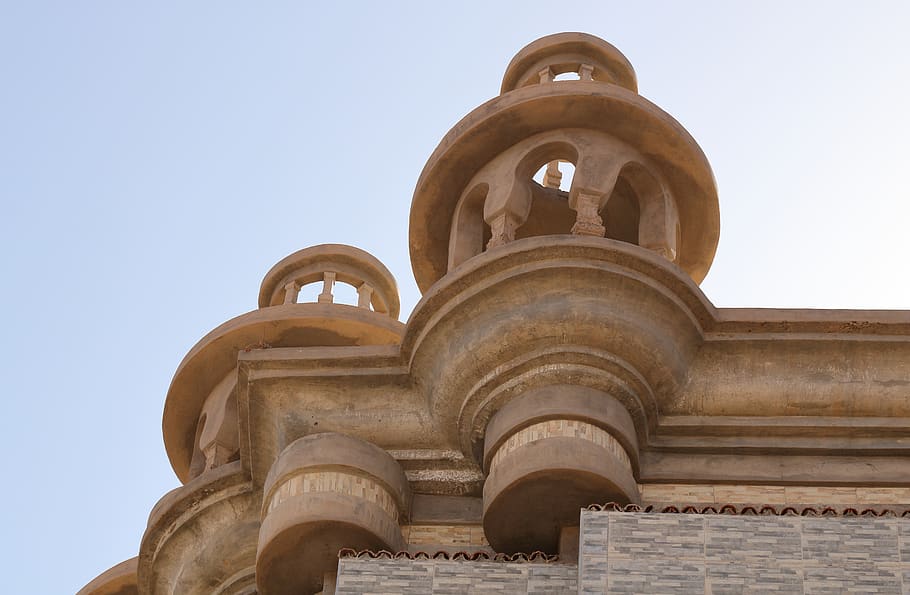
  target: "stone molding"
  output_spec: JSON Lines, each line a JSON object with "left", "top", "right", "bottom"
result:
{"left": 488, "top": 419, "right": 632, "bottom": 473}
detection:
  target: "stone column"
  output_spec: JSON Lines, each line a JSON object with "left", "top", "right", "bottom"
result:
{"left": 317, "top": 271, "right": 336, "bottom": 304}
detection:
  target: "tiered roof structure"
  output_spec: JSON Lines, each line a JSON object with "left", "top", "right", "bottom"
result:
{"left": 80, "top": 33, "right": 910, "bottom": 595}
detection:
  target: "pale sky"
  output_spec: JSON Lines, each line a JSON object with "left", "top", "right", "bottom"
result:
{"left": 1, "top": 2, "right": 908, "bottom": 593}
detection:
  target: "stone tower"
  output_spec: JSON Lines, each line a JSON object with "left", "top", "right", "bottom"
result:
{"left": 79, "top": 33, "right": 910, "bottom": 595}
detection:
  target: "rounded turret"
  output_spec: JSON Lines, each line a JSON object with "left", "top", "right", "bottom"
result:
{"left": 162, "top": 244, "right": 403, "bottom": 484}
{"left": 409, "top": 32, "right": 719, "bottom": 293}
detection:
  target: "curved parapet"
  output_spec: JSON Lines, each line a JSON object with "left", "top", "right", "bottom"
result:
{"left": 164, "top": 244, "right": 404, "bottom": 484}
{"left": 258, "top": 243, "right": 400, "bottom": 318}
{"left": 500, "top": 32, "right": 637, "bottom": 93}
{"left": 163, "top": 303, "right": 405, "bottom": 484}
{"left": 77, "top": 557, "right": 138, "bottom": 595}
{"left": 481, "top": 385, "right": 640, "bottom": 553}
{"left": 257, "top": 432, "right": 410, "bottom": 595}
{"left": 138, "top": 462, "right": 258, "bottom": 595}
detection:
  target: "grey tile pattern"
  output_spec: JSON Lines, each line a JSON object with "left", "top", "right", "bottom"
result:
{"left": 579, "top": 506, "right": 609, "bottom": 594}
{"left": 705, "top": 561, "right": 802, "bottom": 594}
{"left": 609, "top": 514, "right": 704, "bottom": 560}
{"left": 334, "top": 512, "right": 910, "bottom": 593}
{"left": 607, "top": 558, "right": 704, "bottom": 594}
{"left": 579, "top": 510, "right": 910, "bottom": 594}
{"left": 803, "top": 563, "right": 901, "bottom": 594}
{"left": 705, "top": 515, "right": 802, "bottom": 563}
{"left": 802, "top": 517, "right": 900, "bottom": 565}
{"left": 335, "top": 559, "right": 433, "bottom": 594}
{"left": 335, "top": 558, "right": 576, "bottom": 594}
{"left": 901, "top": 520, "right": 910, "bottom": 564}
{"left": 527, "top": 564, "right": 579, "bottom": 594}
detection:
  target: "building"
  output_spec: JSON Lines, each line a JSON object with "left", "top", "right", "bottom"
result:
{"left": 78, "top": 33, "right": 910, "bottom": 595}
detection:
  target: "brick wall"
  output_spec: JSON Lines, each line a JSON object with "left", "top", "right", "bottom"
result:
{"left": 334, "top": 510, "right": 910, "bottom": 593}
{"left": 579, "top": 509, "right": 910, "bottom": 593}
{"left": 640, "top": 484, "right": 910, "bottom": 506}
{"left": 335, "top": 558, "right": 576, "bottom": 594}
{"left": 403, "top": 525, "right": 489, "bottom": 549}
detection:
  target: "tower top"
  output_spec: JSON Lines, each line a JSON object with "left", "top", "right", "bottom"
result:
{"left": 409, "top": 32, "right": 720, "bottom": 293}
{"left": 500, "top": 32, "right": 637, "bottom": 94}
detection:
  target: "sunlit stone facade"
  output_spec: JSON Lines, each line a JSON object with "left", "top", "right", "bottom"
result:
{"left": 79, "top": 33, "right": 910, "bottom": 595}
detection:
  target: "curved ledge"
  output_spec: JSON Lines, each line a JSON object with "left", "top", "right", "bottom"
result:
{"left": 257, "top": 492, "right": 405, "bottom": 595}
{"left": 258, "top": 244, "right": 400, "bottom": 317}
{"left": 501, "top": 32, "right": 637, "bottom": 93}
{"left": 164, "top": 303, "right": 405, "bottom": 483}
{"left": 409, "top": 81, "right": 719, "bottom": 292}
{"left": 77, "top": 557, "right": 138, "bottom": 595}
{"left": 139, "top": 462, "right": 257, "bottom": 595}
{"left": 213, "top": 566, "right": 256, "bottom": 595}
{"left": 484, "top": 436, "right": 640, "bottom": 502}
{"left": 262, "top": 432, "right": 411, "bottom": 519}
{"left": 482, "top": 385, "right": 639, "bottom": 473}
{"left": 483, "top": 436, "right": 640, "bottom": 553}
{"left": 406, "top": 234, "right": 714, "bottom": 358}
{"left": 403, "top": 236, "right": 711, "bottom": 458}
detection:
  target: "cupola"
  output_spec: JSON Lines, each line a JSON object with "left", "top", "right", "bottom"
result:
{"left": 409, "top": 32, "right": 719, "bottom": 293}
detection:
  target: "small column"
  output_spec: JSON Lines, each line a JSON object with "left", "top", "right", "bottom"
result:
{"left": 542, "top": 161, "right": 563, "bottom": 189}
{"left": 283, "top": 281, "right": 299, "bottom": 305}
{"left": 317, "top": 272, "right": 336, "bottom": 304}
{"left": 538, "top": 66, "right": 554, "bottom": 84}
{"left": 570, "top": 191, "right": 606, "bottom": 237}
{"left": 579, "top": 63, "right": 595, "bottom": 81}
{"left": 202, "top": 441, "right": 233, "bottom": 471}
{"left": 486, "top": 212, "right": 520, "bottom": 249}
{"left": 357, "top": 283, "right": 374, "bottom": 310}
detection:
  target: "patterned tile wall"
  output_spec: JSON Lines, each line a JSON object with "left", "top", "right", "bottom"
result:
{"left": 579, "top": 510, "right": 910, "bottom": 594}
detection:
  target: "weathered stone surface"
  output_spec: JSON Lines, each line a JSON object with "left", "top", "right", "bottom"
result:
{"left": 80, "top": 31, "right": 910, "bottom": 595}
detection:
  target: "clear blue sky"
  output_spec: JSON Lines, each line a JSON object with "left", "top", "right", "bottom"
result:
{"left": 1, "top": 2, "right": 908, "bottom": 592}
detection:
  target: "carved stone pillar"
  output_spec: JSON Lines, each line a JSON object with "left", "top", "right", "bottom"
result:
{"left": 317, "top": 271, "right": 335, "bottom": 303}
{"left": 486, "top": 212, "right": 520, "bottom": 249}
{"left": 282, "top": 281, "right": 299, "bottom": 305}
{"left": 542, "top": 161, "right": 563, "bottom": 189}
{"left": 579, "top": 63, "right": 595, "bottom": 81}
{"left": 570, "top": 190, "right": 606, "bottom": 237}
{"left": 357, "top": 282, "right": 373, "bottom": 309}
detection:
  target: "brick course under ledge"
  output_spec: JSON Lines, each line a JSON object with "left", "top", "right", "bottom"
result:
{"left": 640, "top": 483, "right": 910, "bottom": 506}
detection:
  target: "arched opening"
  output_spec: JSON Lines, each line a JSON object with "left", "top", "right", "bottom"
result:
{"left": 449, "top": 183, "right": 491, "bottom": 270}
{"left": 188, "top": 413, "right": 208, "bottom": 479}
{"left": 553, "top": 71, "right": 581, "bottom": 81}
{"left": 513, "top": 143, "right": 579, "bottom": 241}
{"left": 602, "top": 174, "right": 640, "bottom": 245}
{"left": 296, "top": 279, "right": 367, "bottom": 308}
{"left": 296, "top": 282, "right": 323, "bottom": 303}
{"left": 603, "top": 162, "right": 678, "bottom": 260}
{"left": 331, "top": 281, "right": 360, "bottom": 307}
{"left": 532, "top": 161, "right": 575, "bottom": 191}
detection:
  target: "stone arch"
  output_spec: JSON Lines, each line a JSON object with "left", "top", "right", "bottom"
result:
{"left": 188, "top": 413, "right": 207, "bottom": 479}
{"left": 445, "top": 132, "right": 680, "bottom": 268}
{"left": 483, "top": 140, "right": 580, "bottom": 248}
{"left": 513, "top": 140, "right": 580, "bottom": 188}
{"left": 185, "top": 372, "right": 241, "bottom": 480}
{"left": 449, "top": 183, "right": 491, "bottom": 270}
{"left": 608, "top": 161, "right": 679, "bottom": 261}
